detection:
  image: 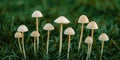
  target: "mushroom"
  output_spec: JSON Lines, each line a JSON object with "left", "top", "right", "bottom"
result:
{"left": 84, "top": 36, "right": 93, "bottom": 60}
{"left": 43, "top": 23, "right": 54, "bottom": 55}
{"left": 32, "top": 10, "right": 43, "bottom": 51}
{"left": 14, "top": 32, "right": 22, "bottom": 53}
{"left": 98, "top": 33, "right": 109, "bottom": 60}
{"left": 54, "top": 16, "right": 70, "bottom": 57}
{"left": 86, "top": 21, "right": 98, "bottom": 53}
{"left": 78, "top": 15, "right": 89, "bottom": 52}
{"left": 17, "top": 25, "right": 28, "bottom": 59}
{"left": 30, "top": 31, "right": 40, "bottom": 55}
{"left": 64, "top": 27, "right": 75, "bottom": 59}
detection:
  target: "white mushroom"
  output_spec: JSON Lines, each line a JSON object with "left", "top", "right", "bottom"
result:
{"left": 14, "top": 32, "right": 22, "bottom": 53}
{"left": 64, "top": 27, "right": 75, "bottom": 59}
{"left": 32, "top": 10, "right": 43, "bottom": 17}
{"left": 17, "top": 25, "right": 28, "bottom": 60}
{"left": 84, "top": 36, "right": 93, "bottom": 60}
{"left": 78, "top": 15, "right": 89, "bottom": 52}
{"left": 31, "top": 31, "right": 40, "bottom": 55}
{"left": 43, "top": 23, "right": 54, "bottom": 55}
{"left": 98, "top": 33, "right": 109, "bottom": 60}
{"left": 54, "top": 16, "right": 70, "bottom": 57}
{"left": 32, "top": 10, "right": 43, "bottom": 51}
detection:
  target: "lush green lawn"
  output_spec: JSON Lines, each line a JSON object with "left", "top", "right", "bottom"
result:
{"left": 0, "top": 0, "right": 120, "bottom": 60}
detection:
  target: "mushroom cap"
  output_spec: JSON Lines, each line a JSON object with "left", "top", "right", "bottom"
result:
{"left": 85, "top": 36, "right": 93, "bottom": 44}
{"left": 14, "top": 32, "right": 22, "bottom": 38}
{"left": 30, "top": 31, "right": 40, "bottom": 37}
{"left": 86, "top": 21, "right": 98, "bottom": 29}
{"left": 17, "top": 25, "right": 28, "bottom": 32}
{"left": 54, "top": 16, "right": 70, "bottom": 24}
{"left": 32, "top": 10, "right": 43, "bottom": 17}
{"left": 98, "top": 33, "right": 109, "bottom": 41}
{"left": 78, "top": 15, "right": 89, "bottom": 23}
{"left": 43, "top": 23, "right": 54, "bottom": 30}
{"left": 64, "top": 27, "right": 75, "bottom": 35}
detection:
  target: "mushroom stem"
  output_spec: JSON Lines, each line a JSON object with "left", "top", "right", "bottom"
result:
{"left": 78, "top": 23, "right": 84, "bottom": 52}
{"left": 34, "top": 37, "right": 37, "bottom": 55}
{"left": 46, "top": 30, "right": 50, "bottom": 55}
{"left": 22, "top": 32, "right": 26, "bottom": 60}
{"left": 89, "top": 29, "right": 94, "bottom": 55}
{"left": 59, "top": 24, "right": 63, "bottom": 57}
{"left": 36, "top": 17, "right": 39, "bottom": 51}
{"left": 36, "top": 17, "right": 38, "bottom": 31}
{"left": 86, "top": 44, "right": 90, "bottom": 60}
{"left": 91, "top": 29, "right": 94, "bottom": 38}
{"left": 18, "top": 38, "right": 22, "bottom": 53}
{"left": 89, "top": 43, "right": 92, "bottom": 59}
{"left": 67, "top": 35, "right": 71, "bottom": 59}
{"left": 100, "top": 41, "right": 104, "bottom": 60}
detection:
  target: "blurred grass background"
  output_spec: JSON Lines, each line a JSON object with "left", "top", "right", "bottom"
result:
{"left": 0, "top": 0, "right": 120, "bottom": 60}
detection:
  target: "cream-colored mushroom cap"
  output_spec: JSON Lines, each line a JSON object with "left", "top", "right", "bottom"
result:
{"left": 86, "top": 21, "right": 98, "bottom": 29}
{"left": 30, "top": 31, "right": 40, "bottom": 37}
{"left": 98, "top": 33, "right": 109, "bottom": 41}
{"left": 64, "top": 27, "right": 75, "bottom": 35}
{"left": 17, "top": 25, "right": 28, "bottom": 32}
{"left": 43, "top": 23, "right": 54, "bottom": 30}
{"left": 14, "top": 32, "right": 22, "bottom": 38}
{"left": 85, "top": 36, "right": 93, "bottom": 44}
{"left": 78, "top": 15, "right": 89, "bottom": 23}
{"left": 32, "top": 10, "right": 43, "bottom": 17}
{"left": 54, "top": 16, "right": 70, "bottom": 24}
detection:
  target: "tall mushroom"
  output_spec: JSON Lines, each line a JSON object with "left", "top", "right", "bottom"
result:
{"left": 14, "top": 32, "right": 23, "bottom": 53}
{"left": 54, "top": 16, "right": 70, "bottom": 57}
{"left": 98, "top": 33, "right": 109, "bottom": 60}
{"left": 43, "top": 23, "right": 54, "bottom": 55}
{"left": 64, "top": 27, "right": 75, "bottom": 59}
{"left": 78, "top": 15, "right": 89, "bottom": 52}
{"left": 32, "top": 10, "right": 43, "bottom": 51}
{"left": 17, "top": 25, "right": 28, "bottom": 60}
{"left": 85, "top": 36, "right": 93, "bottom": 60}
{"left": 30, "top": 31, "right": 40, "bottom": 55}
{"left": 86, "top": 21, "right": 98, "bottom": 53}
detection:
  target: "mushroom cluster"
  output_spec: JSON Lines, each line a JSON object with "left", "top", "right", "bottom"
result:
{"left": 54, "top": 16, "right": 70, "bottom": 57}
{"left": 14, "top": 12, "right": 109, "bottom": 60}
{"left": 14, "top": 25, "right": 28, "bottom": 60}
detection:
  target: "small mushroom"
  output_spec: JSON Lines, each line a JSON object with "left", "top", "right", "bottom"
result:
{"left": 85, "top": 36, "right": 93, "bottom": 60}
{"left": 86, "top": 21, "right": 98, "bottom": 53}
{"left": 64, "top": 27, "right": 75, "bottom": 59}
{"left": 14, "top": 32, "right": 22, "bottom": 53}
{"left": 78, "top": 15, "right": 89, "bottom": 52}
{"left": 98, "top": 33, "right": 109, "bottom": 60}
{"left": 43, "top": 23, "right": 54, "bottom": 55}
{"left": 32, "top": 10, "right": 43, "bottom": 51}
{"left": 30, "top": 31, "right": 40, "bottom": 55}
{"left": 17, "top": 25, "right": 28, "bottom": 60}
{"left": 54, "top": 16, "right": 70, "bottom": 57}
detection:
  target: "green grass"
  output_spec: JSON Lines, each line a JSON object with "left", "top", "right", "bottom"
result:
{"left": 0, "top": 0, "right": 120, "bottom": 60}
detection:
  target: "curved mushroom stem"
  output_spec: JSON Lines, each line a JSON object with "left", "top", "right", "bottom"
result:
{"left": 36, "top": 17, "right": 39, "bottom": 51}
{"left": 46, "top": 30, "right": 50, "bottom": 55}
{"left": 34, "top": 37, "right": 37, "bottom": 56}
{"left": 18, "top": 38, "right": 22, "bottom": 53}
{"left": 86, "top": 44, "right": 90, "bottom": 60}
{"left": 22, "top": 32, "right": 26, "bottom": 60}
{"left": 100, "top": 41, "right": 104, "bottom": 60}
{"left": 67, "top": 35, "right": 71, "bottom": 59}
{"left": 78, "top": 23, "right": 84, "bottom": 52}
{"left": 59, "top": 24, "right": 63, "bottom": 58}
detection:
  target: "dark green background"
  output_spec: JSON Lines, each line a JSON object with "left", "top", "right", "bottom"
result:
{"left": 0, "top": 0, "right": 120, "bottom": 60}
